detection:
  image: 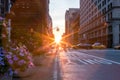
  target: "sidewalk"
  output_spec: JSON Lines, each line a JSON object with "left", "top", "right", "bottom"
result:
{"left": 12, "top": 53, "right": 56, "bottom": 80}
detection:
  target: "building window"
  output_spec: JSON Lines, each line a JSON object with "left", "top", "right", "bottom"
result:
{"left": 1, "top": 0, "right": 4, "bottom": 4}
{"left": 108, "top": 13, "right": 110, "bottom": 20}
{"left": 95, "top": 1, "right": 97, "bottom": 5}
{"left": 98, "top": 0, "right": 101, "bottom": 3}
{"left": 102, "top": 0, "right": 106, "bottom": 6}
{"left": 102, "top": 1, "right": 104, "bottom": 6}
{"left": 119, "top": 24, "right": 120, "bottom": 32}
{"left": 104, "top": 0, "right": 106, "bottom": 5}
{"left": 98, "top": 4, "right": 101, "bottom": 10}
{"left": 108, "top": 25, "right": 112, "bottom": 33}
{"left": 98, "top": 30, "right": 101, "bottom": 36}
{"left": 119, "top": 34, "right": 120, "bottom": 43}
{"left": 103, "top": 28, "right": 106, "bottom": 34}
{"left": 108, "top": 12, "right": 112, "bottom": 20}
{"left": 102, "top": 7, "right": 106, "bottom": 14}
{"left": 1, "top": 7, "right": 4, "bottom": 14}
{"left": 108, "top": 3, "right": 112, "bottom": 10}
{"left": 102, "top": 15, "right": 106, "bottom": 22}
{"left": 110, "top": 12, "right": 112, "bottom": 19}
{"left": 108, "top": 0, "right": 110, "bottom": 2}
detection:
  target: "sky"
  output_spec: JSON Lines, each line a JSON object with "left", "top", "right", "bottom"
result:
{"left": 49, "top": 0, "right": 79, "bottom": 35}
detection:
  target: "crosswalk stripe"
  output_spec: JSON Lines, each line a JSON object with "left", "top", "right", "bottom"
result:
{"left": 67, "top": 53, "right": 118, "bottom": 65}
{"left": 77, "top": 59, "right": 113, "bottom": 65}
{"left": 93, "top": 59, "right": 112, "bottom": 64}
{"left": 80, "top": 52, "right": 120, "bottom": 65}
{"left": 78, "top": 59, "right": 88, "bottom": 64}
{"left": 83, "top": 59, "right": 95, "bottom": 64}
{"left": 86, "top": 59, "right": 99, "bottom": 64}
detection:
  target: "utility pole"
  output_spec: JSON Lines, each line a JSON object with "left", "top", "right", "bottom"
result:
{"left": 7, "top": 0, "right": 11, "bottom": 42}
{"left": 0, "top": 17, "right": 4, "bottom": 47}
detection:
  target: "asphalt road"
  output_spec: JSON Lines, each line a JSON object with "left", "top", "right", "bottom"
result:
{"left": 58, "top": 49, "right": 120, "bottom": 80}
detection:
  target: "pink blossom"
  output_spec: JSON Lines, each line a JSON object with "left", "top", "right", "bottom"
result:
{"left": 13, "top": 55, "right": 19, "bottom": 61}
{"left": 8, "top": 59, "right": 13, "bottom": 64}
{"left": 8, "top": 52, "right": 13, "bottom": 55}
{"left": 18, "top": 60, "right": 26, "bottom": 65}
{"left": 19, "top": 52, "right": 24, "bottom": 56}
{"left": 6, "top": 55, "right": 12, "bottom": 59}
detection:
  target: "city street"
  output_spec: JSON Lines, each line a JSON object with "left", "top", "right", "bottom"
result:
{"left": 58, "top": 49, "right": 120, "bottom": 80}
{"left": 0, "top": 0, "right": 120, "bottom": 80}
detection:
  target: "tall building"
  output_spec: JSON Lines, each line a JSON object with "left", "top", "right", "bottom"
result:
{"left": 5, "top": 0, "right": 52, "bottom": 51}
{"left": 6, "top": 0, "right": 51, "bottom": 36}
{"left": 7, "top": 0, "right": 48, "bottom": 32}
{"left": 65, "top": 8, "right": 79, "bottom": 46}
{"left": 79, "top": 0, "right": 120, "bottom": 48}
{"left": 71, "top": 10, "right": 80, "bottom": 45}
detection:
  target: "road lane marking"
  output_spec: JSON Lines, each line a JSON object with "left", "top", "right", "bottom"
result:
{"left": 93, "top": 59, "right": 112, "bottom": 64}
{"left": 67, "top": 52, "right": 119, "bottom": 65}
{"left": 65, "top": 52, "right": 120, "bottom": 65}
{"left": 83, "top": 59, "right": 95, "bottom": 64}
{"left": 85, "top": 59, "right": 99, "bottom": 64}
{"left": 78, "top": 59, "right": 88, "bottom": 64}
{"left": 79, "top": 52, "right": 120, "bottom": 65}
{"left": 53, "top": 56, "right": 58, "bottom": 80}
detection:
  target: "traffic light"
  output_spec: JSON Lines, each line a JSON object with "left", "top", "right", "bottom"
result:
{"left": 56, "top": 27, "right": 59, "bottom": 31}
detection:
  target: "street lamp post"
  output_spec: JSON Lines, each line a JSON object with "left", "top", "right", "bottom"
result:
{"left": 7, "top": 19, "right": 11, "bottom": 42}
{"left": 6, "top": 0, "right": 12, "bottom": 43}
{"left": 0, "top": 17, "right": 4, "bottom": 47}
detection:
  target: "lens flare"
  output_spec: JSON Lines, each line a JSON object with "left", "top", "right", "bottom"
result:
{"left": 55, "top": 35, "right": 61, "bottom": 44}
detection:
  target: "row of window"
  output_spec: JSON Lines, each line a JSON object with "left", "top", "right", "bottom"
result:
{"left": 0, "top": 7, "right": 4, "bottom": 14}
{"left": 98, "top": 2, "right": 112, "bottom": 10}
{"left": 80, "top": 24, "right": 120, "bottom": 43}
{"left": 92, "top": 0, "right": 110, "bottom": 4}
{"left": 0, "top": 0, "right": 10, "bottom": 15}
{"left": 119, "top": 24, "right": 120, "bottom": 32}
{"left": 0, "top": 0, "right": 4, "bottom": 4}
{"left": 80, "top": 11, "right": 113, "bottom": 29}
{"left": 119, "top": 34, "right": 120, "bottom": 43}
{"left": 108, "top": 24, "right": 120, "bottom": 33}
{"left": 96, "top": 24, "right": 120, "bottom": 34}
{"left": 80, "top": 2, "right": 112, "bottom": 26}
{"left": 79, "top": 28, "right": 107, "bottom": 39}
{"left": 98, "top": 0, "right": 107, "bottom": 9}
{"left": 81, "top": 0, "right": 111, "bottom": 11}
{"left": 81, "top": 23, "right": 120, "bottom": 35}
{"left": 80, "top": 13, "right": 114, "bottom": 35}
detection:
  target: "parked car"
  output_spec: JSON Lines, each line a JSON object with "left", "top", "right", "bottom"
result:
{"left": 71, "top": 43, "right": 92, "bottom": 49}
{"left": 76, "top": 43, "right": 84, "bottom": 49}
{"left": 114, "top": 44, "right": 120, "bottom": 49}
{"left": 92, "top": 42, "right": 106, "bottom": 49}
{"left": 82, "top": 43, "right": 92, "bottom": 49}
{"left": 71, "top": 45, "right": 78, "bottom": 49}
{"left": 76, "top": 43, "right": 92, "bottom": 49}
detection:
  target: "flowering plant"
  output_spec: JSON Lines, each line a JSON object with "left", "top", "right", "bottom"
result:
{"left": 6, "top": 44, "right": 34, "bottom": 72}
{"left": 0, "top": 47, "right": 9, "bottom": 74}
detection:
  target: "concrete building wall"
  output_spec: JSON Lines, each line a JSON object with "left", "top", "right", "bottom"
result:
{"left": 79, "top": 0, "right": 120, "bottom": 47}
{"left": 65, "top": 8, "right": 79, "bottom": 46}
{"left": 4, "top": 0, "right": 51, "bottom": 48}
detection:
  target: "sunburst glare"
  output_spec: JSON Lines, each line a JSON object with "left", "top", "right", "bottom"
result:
{"left": 54, "top": 34, "right": 61, "bottom": 44}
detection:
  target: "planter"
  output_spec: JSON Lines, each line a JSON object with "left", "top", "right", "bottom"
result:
{"left": 13, "top": 66, "right": 38, "bottom": 78}
{"left": 0, "top": 72, "right": 12, "bottom": 80}
{"left": 33, "top": 55, "right": 45, "bottom": 66}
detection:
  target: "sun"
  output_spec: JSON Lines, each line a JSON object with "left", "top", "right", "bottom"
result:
{"left": 55, "top": 35, "right": 61, "bottom": 44}
{"left": 53, "top": 27, "right": 62, "bottom": 44}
